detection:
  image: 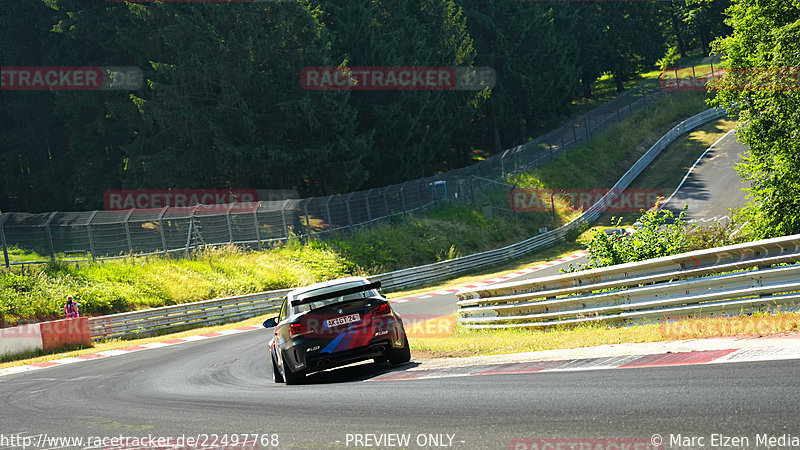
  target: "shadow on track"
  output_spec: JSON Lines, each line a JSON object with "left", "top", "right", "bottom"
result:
{"left": 300, "top": 360, "right": 421, "bottom": 385}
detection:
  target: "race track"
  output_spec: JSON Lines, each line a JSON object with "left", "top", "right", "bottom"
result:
{"left": 2, "top": 126, "right": 783, "bottom": 450}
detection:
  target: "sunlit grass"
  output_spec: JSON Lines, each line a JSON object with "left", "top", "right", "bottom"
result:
{"left": 410, "top": 312, "right": 800, "bottom": 358}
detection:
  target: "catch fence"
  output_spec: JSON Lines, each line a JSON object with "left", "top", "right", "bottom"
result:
{"left": 1, "top": 78, "right": 669, "bottom": 267}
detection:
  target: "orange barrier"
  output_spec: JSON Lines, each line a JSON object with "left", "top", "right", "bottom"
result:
{"left": 39, "top": 317, "right": 91, "bottom": 351}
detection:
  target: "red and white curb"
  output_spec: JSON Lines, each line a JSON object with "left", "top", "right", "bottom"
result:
{"left": 371, "top": 344, "right": 800, "bottom": 382}
{"left": 391, "top": 250, "right": 589, "bottom": 303}
{"left": 0, "top": 325, "right": 262, "bottom": 378}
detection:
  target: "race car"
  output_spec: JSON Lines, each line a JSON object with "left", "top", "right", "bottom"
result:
{"left": 263, "top": 277, "right": 410, "bottom": 385}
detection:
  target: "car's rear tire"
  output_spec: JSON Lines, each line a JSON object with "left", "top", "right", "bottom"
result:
{"left": 388, "top": 337, "right": 411, "bottom": 365}
{"left": 271, "top": 353, "right": 284, "bottom": 384}
{"left": 281, "top": 352, "right": 306, "bottom": 385}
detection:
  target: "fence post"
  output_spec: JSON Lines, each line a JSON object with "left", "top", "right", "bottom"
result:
{"left": 280, "top": 200, "right": 291, "bottom": 239}
{"left": 382, "top": 189, "right": 390, "bottom": 218}
{"left": 157, "top": 207, "right": 168, "bottom": 254}
{"left": 324, "top": 196, "right": 333, "bottom": 232}
{"left": 400, "top": 186, "right": 407, "bottom": 214}
{"left": 226, "top": 203, "right": 235, "bottom": 243}
{"left": 123, "top": 209, "right": 135, "bottom": 256}
{"left": 44, "top": 212, "right": 57, "bottom": 261}
{"left": 0, "top": 214, "right": 9, "bottom": 269}
{"left": 584, "top": 116, "right": 590, "bottom": 139}
{"left": 571, "top": 123, "right": 578, "bottom": 143}
{"left": 365, "top": 190, "right": 373, "bottom": 222}
{"left": 303, "top": 202, "right": 312, "bottom": 236}
{"left": 344, "top": 193, "right": 354, "bottom": 227}
{"left": 253, "top": 202, "right": 262, "bottom": 249}
{"left": 86, "top": 210, "right": 98, "bottom": 262}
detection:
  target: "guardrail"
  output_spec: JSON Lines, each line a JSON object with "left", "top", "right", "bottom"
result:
{"left": 89, "top": 289, "right": 289, "bottom": 339}
{"left": 457, "top": 234, "right": 800, "bottom": 328}
{"left": 374, "top": 107, "right": 730, "bottom": 291}
{"left": 86, "top": 107, "right": 730, "bottom": 340}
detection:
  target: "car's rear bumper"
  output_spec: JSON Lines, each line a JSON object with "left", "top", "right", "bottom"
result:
{"left": 306, "top": 338, "right": 394, "bottom": 372}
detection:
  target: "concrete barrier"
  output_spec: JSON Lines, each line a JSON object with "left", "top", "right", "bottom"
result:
{"left": 0, "top": 317, "right": 91, "bottom": 358}
{"left": 0, "top": 323, "right": 43, "bottom": 357}
{"left": 40, "top": 317, "right": 91, "bottom": 351}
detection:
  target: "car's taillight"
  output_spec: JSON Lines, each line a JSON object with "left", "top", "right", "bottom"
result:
{"left": 374, "top": 304, "right": 392, "bottom": 316}
{"left": 289, "top": 322, "right": 310, "bottom": 337}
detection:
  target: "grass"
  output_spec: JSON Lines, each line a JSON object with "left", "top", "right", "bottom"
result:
{"left": 510, "top": 92, "right": 710, "bottom": 191}
{"left": 409, "top": 312, "right": 800, "bottom": 358}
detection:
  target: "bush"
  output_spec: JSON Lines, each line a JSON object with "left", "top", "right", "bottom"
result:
{"left": 577, "top": 206, "right": 690, "bottom": 270}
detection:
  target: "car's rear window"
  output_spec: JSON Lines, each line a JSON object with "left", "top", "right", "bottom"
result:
{"left": 291, "top": 282, "right": 379, "bottom": 314}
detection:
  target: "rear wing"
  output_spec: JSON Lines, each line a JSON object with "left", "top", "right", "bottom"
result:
{"left": 293, "top": 281, "right": 382, "bottom": 306}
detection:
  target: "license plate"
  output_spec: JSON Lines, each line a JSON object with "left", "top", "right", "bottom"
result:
{"left": 325, "top": 313, "right": 361, "bottom": 328}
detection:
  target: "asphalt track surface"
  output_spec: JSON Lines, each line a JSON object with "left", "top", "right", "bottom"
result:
{"left": 661, "top": 130, "right": 751, "bottom": 224}
{"left": 3, "top": 129, "right": 785, "bottom": 450}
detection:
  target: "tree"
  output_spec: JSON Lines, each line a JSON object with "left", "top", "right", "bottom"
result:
{"left": 712, "top": 0, "right": 800, "bottom": 238}
{"left": 319, "top": 0, "right": 482, "bottom": 184}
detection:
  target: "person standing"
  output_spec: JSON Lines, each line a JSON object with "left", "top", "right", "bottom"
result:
{"left": 64, "top": 295, "right": 80, "bottom": 318}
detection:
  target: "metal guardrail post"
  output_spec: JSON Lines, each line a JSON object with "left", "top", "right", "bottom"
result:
{"left": 44, "top": 212, "right": 57, "bottom": 261}
{"left": 86, "top": 210, "right": 98, "bottom": 262}
{"left": 157, "top": 207, "right": 168, "bottom": 254}
{"left": 0, "top": 214, "right": 9, "bottom": 269}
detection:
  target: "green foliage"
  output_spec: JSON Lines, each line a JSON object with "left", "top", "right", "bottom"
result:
{"left": 0, "top": 0, "right": 731, "bottom": 212}
{"left": 0, "top": 244, "right": 352, "bottom": 325}
{"left": 710, "top": 0, "right": 800, "bottom": 238}
{"left": 577, "top": 207, "right": 690, "bottom": 270}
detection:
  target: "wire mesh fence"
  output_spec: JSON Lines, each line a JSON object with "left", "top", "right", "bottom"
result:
{"left": 0, "top": 78, "right": 669, "bottom": 268}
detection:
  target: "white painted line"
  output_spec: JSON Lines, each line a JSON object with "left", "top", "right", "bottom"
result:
{"left": 663, "top": 128, "right": 736, "bottom": 208}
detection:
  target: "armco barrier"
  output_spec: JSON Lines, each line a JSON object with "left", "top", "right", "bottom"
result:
{"left": 85, "top": 107, "right": 730, "bottom": 340}
{"left": 89, "top": 290, "right": 289, "bottom": 339}
{"left": 0, "top": 318, "right": 90, "bottom": 357}
{"left": 456, "top": 234, "right": 800, "bottom": 328}
{"left": 374, "top": 106, "right": 730, "bottom": 290}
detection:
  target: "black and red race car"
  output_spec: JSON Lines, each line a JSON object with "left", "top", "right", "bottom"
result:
{"left": 263, "top": 277, "right": 410, "bottom": 384}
